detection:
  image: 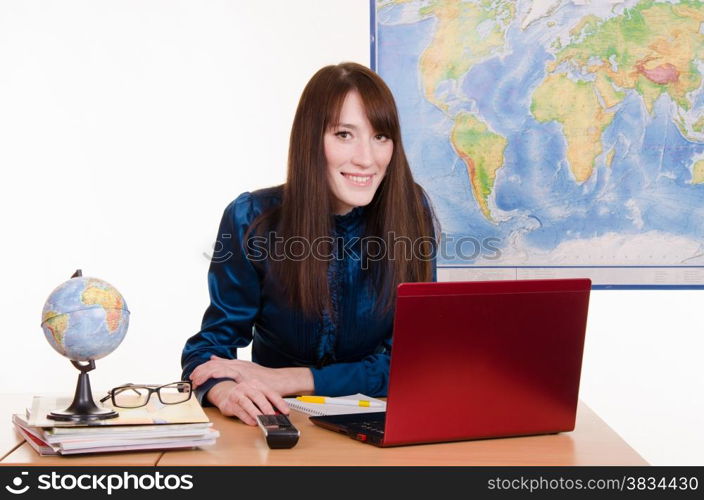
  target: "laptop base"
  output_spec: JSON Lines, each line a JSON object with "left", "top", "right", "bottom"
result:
{"left": 310, "top": 412, "right": 386, "bottom": 447}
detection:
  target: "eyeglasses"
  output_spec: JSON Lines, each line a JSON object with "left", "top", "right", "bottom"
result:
{"left": 100, "top": 381, "right": 193, "bottom": 409}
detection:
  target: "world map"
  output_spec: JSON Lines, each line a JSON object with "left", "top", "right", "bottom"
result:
{"left": 375, "top": 0, "right": 704, "bottom": 284}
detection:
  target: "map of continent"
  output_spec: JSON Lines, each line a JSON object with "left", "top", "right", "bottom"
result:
{"left": 82, "top": 279, "right": 126, "bottom": 333}
{"left": 42, "top": 310, "right": 69, "bottom": 354}
{"left": 375, "top": 0, "right": 704, "bottom": 284}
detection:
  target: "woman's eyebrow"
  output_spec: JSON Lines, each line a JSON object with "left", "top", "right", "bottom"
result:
{"left": 335, "top": 123, "right": 358, "bottom": 130}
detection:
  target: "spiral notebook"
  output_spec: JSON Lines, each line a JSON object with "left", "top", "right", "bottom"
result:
{"left": 284, "top": 394, "right": 386, "bottom": 417}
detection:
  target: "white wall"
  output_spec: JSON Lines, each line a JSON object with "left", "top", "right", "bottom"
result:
{"left": 580, "top": 290, "right": 704, "bottom": 466}
{"left": 0, "top": 0, "right": 701, "bottom": 466}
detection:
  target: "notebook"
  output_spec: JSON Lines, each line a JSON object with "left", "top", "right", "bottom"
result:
{"left": 284, "top": 394, "right": 386, "bottom": 417}
{"left": 309, "top": 279, "right": 591, "bottom": 447}
{"left": 27, "top": 394, "right": 210, "bottom": 427}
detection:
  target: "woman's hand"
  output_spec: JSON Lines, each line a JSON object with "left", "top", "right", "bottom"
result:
{"left": 205, "top": 379, "right": 287, "bottom": 426}
{"left": 190, "top": 356, "right": 315, "bottom": 425}
{"left": 190, "top": 356, "right": 314, "bottom": 396}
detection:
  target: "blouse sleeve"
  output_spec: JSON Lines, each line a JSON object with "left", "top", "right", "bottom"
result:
{"left": 310, "top": 337, "right": 392, "bottom": 397}
{"left": 181, "top": 193, "right": 261, "bottom": 404}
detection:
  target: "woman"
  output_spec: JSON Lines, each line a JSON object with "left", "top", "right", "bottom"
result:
{"left": 182, "top": 62, "right": 436, "bottom": 425}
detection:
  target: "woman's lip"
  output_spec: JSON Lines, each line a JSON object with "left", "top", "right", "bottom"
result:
{"left": 341, "top": 172, "right": 374, "bottom": 186}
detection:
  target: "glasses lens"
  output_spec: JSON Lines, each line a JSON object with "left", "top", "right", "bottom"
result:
{"left": 158, "top": 382, "right": 192, "bottom": 404}
{"left": 112, "top": 386, "right": 150, "bottom": 408}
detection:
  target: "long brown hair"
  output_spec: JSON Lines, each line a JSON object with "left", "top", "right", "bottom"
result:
{"left": 251, "top": 62, "right": 435, "bottom": 318}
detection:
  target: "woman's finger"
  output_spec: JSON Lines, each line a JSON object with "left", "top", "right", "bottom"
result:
{"left": 207, "top": 367, "right": 240, "bottom": 381}
{"left": 192, "top": 365, "right": 241, "bottom": 387}
{"left": 190, "top": 366, "right": 220, "bottom": 387}
{"left": 189, "top": 367, "right": 210, "bottom": 387}
{"left": 260, "top": 388, "right": 289, "bottom": 415}
{"left": 190, "top": 359, "right": 221, "bottom": 378}
{"left": 219, "top": 390, "right": 259, "bottom": 426}
{"left": 247, "top": 389, "right": 276, "bottom": 415}
{"left": 230, "top": 404, "right": 257, "bottom": 426}
{"left": 235, "top": 394, "right": 264, "bottom": 425}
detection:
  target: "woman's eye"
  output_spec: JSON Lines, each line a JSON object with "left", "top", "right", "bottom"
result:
{"left": 335, "top": 131, "right": 351, "bottom": 139}
{"left": 375, "top": 134, "right": 390, "bottom": 142}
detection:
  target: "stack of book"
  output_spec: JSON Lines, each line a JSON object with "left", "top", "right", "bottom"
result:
{"left": 12, "top": 395, "right": 218, "bottom": 456}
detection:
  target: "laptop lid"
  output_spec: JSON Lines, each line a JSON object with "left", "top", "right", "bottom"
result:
{"left": 382, "top": 278, "right": 591, "bottom": 446}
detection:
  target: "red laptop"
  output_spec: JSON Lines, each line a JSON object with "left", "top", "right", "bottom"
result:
{"left": 310, "top": 278, "right": 591, "bottom": 447}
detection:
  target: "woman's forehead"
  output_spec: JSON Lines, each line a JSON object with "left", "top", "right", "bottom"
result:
{"left": 337, "top": 92, "right": 367, "bottom": 120}
{"left": 328, "top": 90, "right": 393, "bottom": 132}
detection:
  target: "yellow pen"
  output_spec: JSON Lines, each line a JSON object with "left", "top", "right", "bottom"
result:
{"left": 296, "top": 396, "right": 384, "bottom": 408}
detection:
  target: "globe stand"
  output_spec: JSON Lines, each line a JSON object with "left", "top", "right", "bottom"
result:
{"left": 48, "top": 360, "right": 118, "bottom": 422}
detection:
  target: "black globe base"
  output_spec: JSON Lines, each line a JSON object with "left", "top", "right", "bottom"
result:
{"left": 48, "top": 360, "right": 118, "bottom": 422}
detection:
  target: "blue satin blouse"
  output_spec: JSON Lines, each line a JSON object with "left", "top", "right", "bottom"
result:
{"left": 181, "top": 185, "right": 435, "bottom": 404}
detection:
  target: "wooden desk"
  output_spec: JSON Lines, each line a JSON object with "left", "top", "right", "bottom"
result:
{"left": 1, "top": 398, "right": 647, "bottom": 466}
{"left": 0, "top": 395, "right": 163, "bottom": 466}
{"left": 0, "top": 395, "right": 28, "bottom": 463}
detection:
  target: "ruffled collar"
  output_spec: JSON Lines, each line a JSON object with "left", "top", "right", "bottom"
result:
{"left": 333, "top": 205, "right": 365, "bottom": 233}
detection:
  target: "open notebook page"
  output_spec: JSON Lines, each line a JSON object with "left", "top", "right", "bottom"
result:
{"left": 284, "top": 393, "right": 386, "bottom": 417}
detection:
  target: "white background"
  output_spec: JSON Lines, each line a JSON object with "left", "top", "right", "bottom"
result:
{"left": 0, "top": 0, "right": 702, "bottom": 465}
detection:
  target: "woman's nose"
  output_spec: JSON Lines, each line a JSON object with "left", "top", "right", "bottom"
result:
{"left": 352, "top": 139, "right": 375, "bottom": 168}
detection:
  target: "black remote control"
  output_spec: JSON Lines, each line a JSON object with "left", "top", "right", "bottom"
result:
{"left": 256, "top": 414, "right": 300, "bottom": 449}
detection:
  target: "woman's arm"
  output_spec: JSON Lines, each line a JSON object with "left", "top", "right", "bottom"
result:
{"left": 309, "top": 340, "right": 392, "bottom": 397}
{"left": 189, "top": 357, "right": 314, "bottom": 426}
{"left": 181, "top": 193, "right": 264, "bottom": 405}
{"left": 190, "top": 356, "right": 314, "bottom": 396}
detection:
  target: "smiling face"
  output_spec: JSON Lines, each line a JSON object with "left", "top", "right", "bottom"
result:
{"left": 324, "top": 91, "right": 394, "bottom": 215}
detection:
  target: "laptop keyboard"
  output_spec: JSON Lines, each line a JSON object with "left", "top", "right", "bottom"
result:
{"left": 353, "top": 419, "right": 386, "bottom": 435}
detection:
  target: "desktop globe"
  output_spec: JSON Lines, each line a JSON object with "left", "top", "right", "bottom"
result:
{"left": 42, "top": 271, "right": 129, "bottom": 361}
{"left": 41, "top": 269, "right": 130, "bottom": 421}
